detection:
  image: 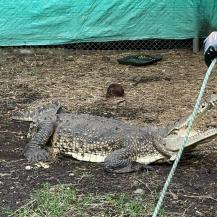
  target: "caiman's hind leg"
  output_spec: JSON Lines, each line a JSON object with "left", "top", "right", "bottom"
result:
{"left": 24, "top": 121, "right": 55, "bottom": 162}
{"left": 104, "top": 148, "right": 149, "bottom": 173}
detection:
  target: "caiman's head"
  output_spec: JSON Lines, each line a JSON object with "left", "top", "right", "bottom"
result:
{"left": 167, "top": 93, "right": 217, "bottom": 137}
{"left": 12, "top": 101, "right": 62, "bottom": 139}
{"left": 147, "top": 127, "right": 217, "bottom": 164}
{"left": 161, "top": 93, "right": 217, "bottom": 161}
{"left": 12, "top": 101, "right": 61, "bottom": 123}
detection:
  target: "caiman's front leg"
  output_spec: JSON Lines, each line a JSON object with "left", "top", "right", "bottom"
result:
{"left": 24, "top": 121, "right": 55, "bottom": 162}
{"left": 104, "top": 148, "right": 150, "bottom": 173}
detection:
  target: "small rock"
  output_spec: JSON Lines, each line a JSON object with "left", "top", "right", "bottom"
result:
{"left": 25, "top": 165, "right": 32, "bottom": 171}
{"left": 36, "top": 61, "right": 44, "bottom": 66}
{"left": 65, "top": 56, "right": 74, "bottom": 61}
{"left": 101, "top": 56, "right": 110, "bottom": 61}
{"left": 7, "top": 101, "right": 17, "bottom": 110}
{"left": 195, "top": 210, "right": 203, "bottom": 216}
{"left": 19, "top": 49, "right": 32, "bottom": 55}
{"left": 133, "top": 188, "right": 145, "bottom": 195}
{"left": 0, "top": 173, "right": 11, "bottom": 177}
{"left": 35, "top": 162, "right": 50, "bottom": 169}
{"left": 26, "top": 176, "right": 31, "bottom": 181}
{"left": 69, "top": 173, "right": 75, "bottom": 176}
{"left": 0, "top": 181, "right": 3, "bottom": 185}
{"left": 132, "top": 180, "right": 140, "bottom": 187}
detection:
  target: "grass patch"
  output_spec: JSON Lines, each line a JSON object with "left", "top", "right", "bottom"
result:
{"left": 5, "top": 183, "right": 166, "bottom": 217}
{"left": 5, "top": 183, "right": 76, "bottom": 217}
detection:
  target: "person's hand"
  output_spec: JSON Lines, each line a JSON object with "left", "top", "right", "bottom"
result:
{"left": 204, "top": 32, "right": 217, "bottom": 66}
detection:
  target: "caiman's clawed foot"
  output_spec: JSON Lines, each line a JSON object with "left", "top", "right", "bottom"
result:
{"left": 104, "top": 148, "right": 153, "bottom": 173}
{"left": 24, "top": 147, "right": 49, "bottom": 162}
{"left": 104, "top": 160, "right": 147, "bottom": 173}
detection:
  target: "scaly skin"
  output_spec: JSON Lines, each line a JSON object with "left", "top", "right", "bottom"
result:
{"left": 12, "top": 94, "right": 217, "bottom": 173}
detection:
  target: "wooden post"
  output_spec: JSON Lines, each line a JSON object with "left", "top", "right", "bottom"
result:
{"left": 193, "top": 38, "right": 199, "bottom": 53}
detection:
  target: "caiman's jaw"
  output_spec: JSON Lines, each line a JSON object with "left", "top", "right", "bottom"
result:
{"left": 163, "top": 128, "right": 217, "bottom": 155}
{"left": 159, "top": 93, "right": 217, "bottom": 161}
{"left": 167, "top": 93, "right": 217, "bottom": 137}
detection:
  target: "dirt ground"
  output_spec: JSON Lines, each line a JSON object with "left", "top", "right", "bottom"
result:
{"left": 0, "top": 48, "right": 216, "bottom": 217}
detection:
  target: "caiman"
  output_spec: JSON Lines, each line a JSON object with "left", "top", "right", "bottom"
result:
{"left": 12, "top": 94, "right": 217, "bottom": 173}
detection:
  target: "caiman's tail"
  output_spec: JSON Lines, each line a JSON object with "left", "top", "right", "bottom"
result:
{"left": 12, "top": 101, "right": 61, "bottom": 122}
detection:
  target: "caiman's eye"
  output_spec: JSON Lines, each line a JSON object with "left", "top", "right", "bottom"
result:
{"left": 201, "top": 103, "right": 206, "bottom": 109}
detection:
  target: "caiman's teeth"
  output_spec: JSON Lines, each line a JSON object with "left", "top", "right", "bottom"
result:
{"left": 190, "top": 128, "right": 217, "bottom": 142}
